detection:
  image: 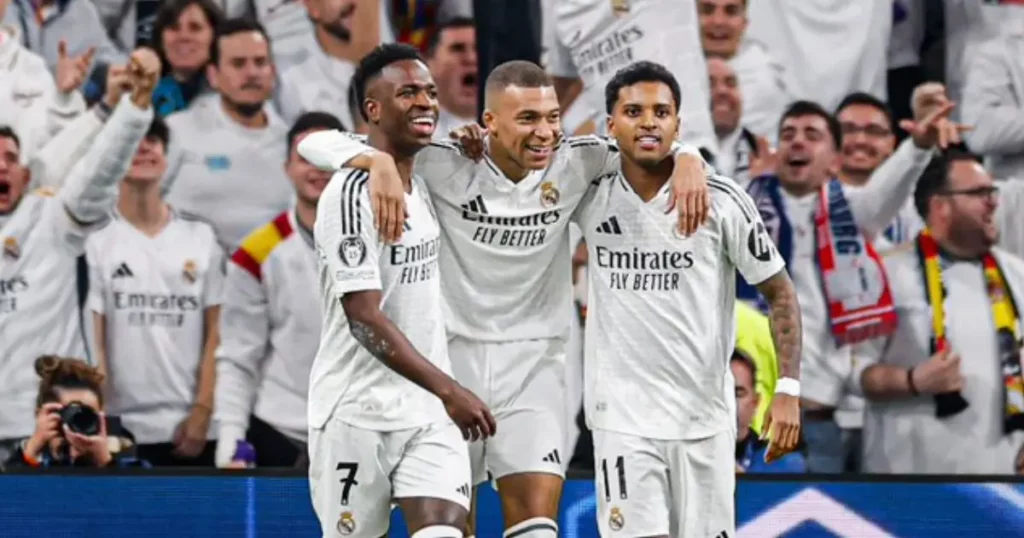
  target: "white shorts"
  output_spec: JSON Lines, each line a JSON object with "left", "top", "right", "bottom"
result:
{"left": 308, "top": 416, "right": 472, "bottom": 538}
{"left": 593, "top": 429, "right": 736, "bottom": 538}
{"left": 448, "top": 335, "right": 567, "bottom": 485}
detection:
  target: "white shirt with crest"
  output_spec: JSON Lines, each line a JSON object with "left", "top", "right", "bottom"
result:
{"left": 575, "top": 173, "right": 784, "bottom": 440}
{"left": 86, "top": 210, "right": 225, "bottom": 444}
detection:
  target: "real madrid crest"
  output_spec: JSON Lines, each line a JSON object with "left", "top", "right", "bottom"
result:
{"left": 336, "top": 511, "right": 356, "bottom": 535}
{"left": 3, "top": 236, "right": 19, "bottom": 259}
{"left": 608, "top": 506, "right": 625, "bottom": 531}
{"left": 540, "top": 181, "right": 560, "bottom": 208}
{"left": 339, "top": 236, "right": 367, "bottom": 267}
{"left": 182, "top": 259, "right": 198, "bottom": 283}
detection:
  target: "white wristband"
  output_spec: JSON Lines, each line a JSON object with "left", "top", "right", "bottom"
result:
{"left": 775, "top": 377, "right": 801, "bottom": 397}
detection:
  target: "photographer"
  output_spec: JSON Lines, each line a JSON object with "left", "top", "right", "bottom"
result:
{"left": 4, "top": 357, "right": 146, "bottom": 468}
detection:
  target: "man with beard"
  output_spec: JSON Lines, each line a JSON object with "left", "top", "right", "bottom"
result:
{"left": 856, "top": 149, "right": 1024, "bottom": 474}
{"left": 425, "top": 17, "right": 478, "bottom": 140}
{"left": 307, "top": 43, "right": 493, "bottom": 538}
{"left": 214, "top": 112, "right": 344, "bottom": 469}
{"left": 298, "top": 59, "right": 708, "bottom": 538}
{"left": 739, "top": 99, "right": 952, "bottom": 473}
{"left": 163, "top": 18, "right": 291, "bottom": 250}
{"left": 276, "top": 0, "right": 382, "bottom": 130}
{"left": 0, "top": 47, "right": 158, "bottom": 461}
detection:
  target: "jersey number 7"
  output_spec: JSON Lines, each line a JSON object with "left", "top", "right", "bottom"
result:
{"left": 336, "top": 461, "right": 359, "bottom": 506}
{"left": 600, "top": 456, "right": 628, "bottom": 501}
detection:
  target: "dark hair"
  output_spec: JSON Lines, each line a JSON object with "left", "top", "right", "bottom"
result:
{"left": 604, "top": 61, "right": 681, "bottom": 114}
{"left": 913, "top": 146, "right": 983, "bottom": 220}
{"left": 147, "top": 116, "right": 170, "bottom": 148}
{"left": 835, "top": 92, "right": 894, "bottom": 133}
{"left": 351, "top": 43, "right": 426, "bottom": 122}
{"left": 211, "top": 18, "right": 270, "bottom": 67}
{"left": 287, "top": 112, "right": 344, "bottom": 154}
{"left": 484, "top": 60, "right": 551, "bottom": 97}
{"left": 779, "top": 100, "right": 842, "bottom": 150}
{"left": 347, "top": 83, "right": 362, "bottom": 129}
{"left": 730, "top": 351, "right": 758, "bottom": 383}
{"left": 426, "top": 16, "right": 475, "bottom": 58}
{"left": 0, "top": 126, "right": 20, "bottom": 150}
{"left": 151, "top": 0, "right": 225, "bottom": 75}
{"left": 34, "top": 356, "right": 105, "bottom": 409}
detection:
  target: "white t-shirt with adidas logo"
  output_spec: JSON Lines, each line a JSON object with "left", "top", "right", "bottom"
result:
{"left": 86, "top": 210, "right": 226, "bottom": 444}
{"left": 308, "top": 169, "right": 450, "bottom": 431}
{"left": 297, "top": 130, "right": 703, "bottom": 343}
{"left": 575, "top": 173, "right": 784, "bottom": 440}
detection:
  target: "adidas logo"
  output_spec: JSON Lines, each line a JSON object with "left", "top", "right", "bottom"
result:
{"left": 542, "top": 449, "right": 562, "bottom": 464}
{"left": 714, "top": 531, "right": 730, "bottom": 538}
{"left": 461, "top": 195, "right": 489, "bottom": 214}
{"left": 111, "top": 262, "right": 134, "bottom": 279}
{"left": 456, "top": 483, "right": 470, "bottom": 497}
{"left": 595, "top": 217, "right": 623, "bottom": 235}
{"left": 403, "top": 221, "right": 411, "bottom": 232}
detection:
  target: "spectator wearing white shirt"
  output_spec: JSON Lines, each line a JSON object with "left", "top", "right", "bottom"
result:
{"left": 961, "top": 23, "right": 1024, "bottom": 181}
{"left": 0, "top": 0, "right": 88, "bottom": 163}
{"left": 0, "top": 48, "right": 158, "bottom": 461}
{"left": 88, "top": 114, "right": 225, "bottom": 467}
{"left": 857, "top": 149, "right": 1024, "bottom": 474}
{"left": 275, "top": 0, "right": 383, "bottom": 129}
{"left": 707, "top": 56, "right": 759, "bottom": 188}
{"left": 697, "top": 0, "right": 792, "bottom": 142}
{"left": 745, "top": 0, "right": 891, "bottom": 111}
{"left": 425, "top": 17, "right": 478, "bottom": 139}
{"left": 163, "top": 18, "right": 292, "bottom": 250}
{"left": 835, "top": 92, "right": 923, "bottom": 248}
{"left": 214, "top": 112, "right": 342, "bottom": 469}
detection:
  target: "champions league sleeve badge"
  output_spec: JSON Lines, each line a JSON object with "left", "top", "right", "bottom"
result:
{"left": 3, "top": 237, "right": 19, "bottom": 259}
{"left": 182, "top": 259, "right": 198, "bottom": 283}
{"left": 339, "top": 236, "right": 367, "bottom": 267}
{"left": 540, "top": 181, "right": 561, "bottom": 208}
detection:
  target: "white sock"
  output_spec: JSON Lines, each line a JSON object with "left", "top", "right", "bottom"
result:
{"left": 410, "top": 525, "right": 463, "bottom": 538}
{"left": 503, "top": 517, "right": 558, "bottom": 538}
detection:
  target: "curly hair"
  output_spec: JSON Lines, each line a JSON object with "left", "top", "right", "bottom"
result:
{"left": 34, "top": 356, "right": 105, "bottom": 410}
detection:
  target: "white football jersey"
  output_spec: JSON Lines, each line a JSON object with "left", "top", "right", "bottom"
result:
{"left": 86, "top": 210, "right": 225, "bottom": 444}
{"left": 545, "top": 0, "right": 717, "bottom": 152}
{"left": 576, "top": 174, "right": 784, "bottom": 440}
{"left": 297, "top": 131, "right": 701, "bottom": 342}
{"left": 309, "top": 169, "right": 450, "bottom": 431}
{"left": 0, "top": 192, "right": 98, "bottom": 438}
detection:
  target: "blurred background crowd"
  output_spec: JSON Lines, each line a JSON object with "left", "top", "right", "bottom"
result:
{"left": 1, "top": 0, "right": 1024, "bottom": 476}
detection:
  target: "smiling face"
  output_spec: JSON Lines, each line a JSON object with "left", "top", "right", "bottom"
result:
{"left": 483, "top": 84, "right": 561, "bottom": 170}
{"left": 160, "top": 2, "right": 215, "bottom": 79}
{"left": 837, "top": 103, "right": 895, "bottom": 181}
{"left": 0, "top": 134, "right": 27, "bottom": 215}
{"left": 364, "top": 59, "right": 440, "bottom": 151}
{"left": 698, "top": 0, "right": 748, "bottom": 58}
{"left": 776, "top": 113, "right": 839, "bottom": 194}
{"left": 124, "top": 135, "right": 169, "bottom": 184}
{"left": 608, "top": 81, "right": 679, "bottom": 168}
{"left": 707, "top": 57, "right": 742, "bottom": 136}
{"left": 286, "top": 129, "right": 334, "bottom": 205}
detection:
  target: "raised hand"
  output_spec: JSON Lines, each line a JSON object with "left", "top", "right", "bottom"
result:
{"left": 902, "top": 100, "right": 970, "bottom": 150}
{"left": 748, "top": 136, "right": 778, "bottom": 179}
{"left": 55, "top": 40, "right": 95, "bottom": 94}
{"left": 102, "top": 64, "right": 132, "bottom": 109}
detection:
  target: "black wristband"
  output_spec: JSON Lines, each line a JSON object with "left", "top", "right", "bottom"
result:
{"left": 907, "top": 367, "right": 919, "bottom": 395}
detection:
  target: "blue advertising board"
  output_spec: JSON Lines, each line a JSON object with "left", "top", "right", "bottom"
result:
{"left": 0, "top": 473, "right": 1022, "bottom": 537}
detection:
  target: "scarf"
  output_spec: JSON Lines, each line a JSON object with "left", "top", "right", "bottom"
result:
{"left": 739, "top": 176, "right": 898, "bottom": 346}
{"left": 917, "top": 230, "right": 1024, "bottom": 432}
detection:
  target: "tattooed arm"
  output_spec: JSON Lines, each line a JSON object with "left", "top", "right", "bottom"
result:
{"left": 341, "top": 290, "right": 455, "bottom": 397}
{"left": 755, "top": 269, "right": 802, "bottom": 381}
{"left": 341, "top": 291, "right": 497, "bottom": 440}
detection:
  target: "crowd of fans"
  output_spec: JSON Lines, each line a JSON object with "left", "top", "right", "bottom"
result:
{"left": 1, "top": 0, "right": 1024, "bottom": 476}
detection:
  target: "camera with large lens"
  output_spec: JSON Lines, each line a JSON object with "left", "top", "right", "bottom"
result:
{"left": 60, "top": 401, "right": 100, "bottom": 436}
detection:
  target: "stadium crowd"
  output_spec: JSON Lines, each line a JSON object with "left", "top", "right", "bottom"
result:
{"left": 1, "top": 0, "right": 1024, "bottom": 486}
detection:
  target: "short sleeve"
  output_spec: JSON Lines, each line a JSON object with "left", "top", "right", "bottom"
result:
{"left": 544, "top": 14, "right": 578, "bottom": 78}
{"left": 203, "top": 234, "right": 227, "bottom": 307}
{"left": 316, "top": 169, "right": 383, "bottom": 295}
{"left": 85, "top": 235, "right": 106, "bottom": 315}
{"left": 714, "top": 176, "right": 784, "bottom": 285}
